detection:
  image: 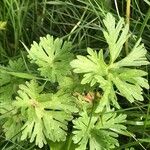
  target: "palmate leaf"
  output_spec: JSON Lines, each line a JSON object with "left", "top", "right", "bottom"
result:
{"left": 73, "top": 111, "right": 127, "bottom": 150}
{"left": 13, "top": 80, "right": 78, "bottom": 148}
{"left": 70, "top": 13, "right": 149, "bottom": 112}
{"left": 27, "top": 35, "right": 73, "bottom": 82}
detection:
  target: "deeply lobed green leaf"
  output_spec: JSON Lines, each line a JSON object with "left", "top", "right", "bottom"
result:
{"left": 28, "top": 35, "right": 73, "bottom": 82}
{"left": 13, "top": 80, "right": 78, "bottom": 148}
{"left": 70, "top": 13, "right": 149, "bottom": 112}
{"left": 73, "top": 110, "right": 127, "bottom": 150}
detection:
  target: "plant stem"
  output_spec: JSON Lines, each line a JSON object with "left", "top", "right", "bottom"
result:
{"left": 125, "top": 0, "right": 131, "bottom": 55}
{"left": 138, "top": 7, "right": 150, "bottom": 39}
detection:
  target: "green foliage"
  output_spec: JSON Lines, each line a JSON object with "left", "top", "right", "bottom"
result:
{"left": 70, "top": 13, "right": 149, "bottom": 112}
{"left": 103, "top": 13, "right": 129, "bottom": 63}
{"left": 0, "top": 58, "right": 26, "bottom": 102}
{"left": 2, "top": 109, "right": 23, "bottom": 142}
{"left": 0, "top": 12, "right": 149, "bottom": 150}
{"left": 115, "top": 38, "right": 149, "bottom": 67}
{"left": 27, "top": 35, "right": 73, "bottom": 82}
{"left": 13, "top": 80, "right": 78, "bottom": 148}
{"left": 73, "top": 110, "right": 127, "bottom": 150}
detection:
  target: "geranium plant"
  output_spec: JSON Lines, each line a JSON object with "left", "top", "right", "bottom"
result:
{"left": 0, "top": 13, "right": 149, "bottom": 150}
